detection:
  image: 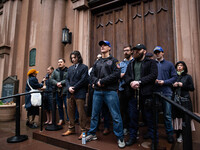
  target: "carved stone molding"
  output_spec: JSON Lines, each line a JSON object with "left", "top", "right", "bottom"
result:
{"left": 0, "top": 45, "right": 10, "bottom": 55}
{"left": 71, "top": 0, "right": 88, "bottom": 10}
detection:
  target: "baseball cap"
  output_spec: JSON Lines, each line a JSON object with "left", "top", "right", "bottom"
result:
{"left": 99, "top": 40, "right": 111, "bottom": 47}
{"left": 153, "top": 46, "right": 164, "bottom": 53}
{"left": 145, "top": 52, "right": 154, "bottom": 57}
{"left": 132, "top": 44, "right": 146, "bottom": 50}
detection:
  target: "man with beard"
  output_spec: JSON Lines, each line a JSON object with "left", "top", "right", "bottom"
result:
{"left": 124, "top": 44, "right": 158, "bottom": 149}
{"left": 118, "top": 45, "right": 133, "bottom": 135}
{"left": 51, "top": 58, "right": 68, "bottom": 125}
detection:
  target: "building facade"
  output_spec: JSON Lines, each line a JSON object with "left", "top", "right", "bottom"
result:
{"left": 0, "top": 0, "right": 200, "bottom": 112}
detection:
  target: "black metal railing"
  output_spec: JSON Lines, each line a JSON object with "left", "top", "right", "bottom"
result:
{"left": 0, "top": 90, "right": 63, "bottom": 143}
{"left": 153, "top": 92, "right": 200, "bottom": 150}
{"left": 0, "top": 91, "right": 44, "bottom": 143}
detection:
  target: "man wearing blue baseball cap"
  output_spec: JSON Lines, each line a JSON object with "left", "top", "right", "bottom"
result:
{"left": 153, "top": 46, "right": 177, "bottom": 144}
{"left": 86, "top": 40, "right": 125, "bottom": 148}
{"left": 98, "top": 40, "right": 111, "bottom": 47}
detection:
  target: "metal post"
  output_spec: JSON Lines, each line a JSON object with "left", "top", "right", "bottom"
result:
{"left": 40, "top": 92, "right": 44, "bottom": 132}
{"left": 153, "top": 94, "right": 158, "bottom": 150}
{"left": 183, "top": 114, "right": 193, "bottom": 150}
{"left": 7, "top": 96, "right": 28, "bottom": 143}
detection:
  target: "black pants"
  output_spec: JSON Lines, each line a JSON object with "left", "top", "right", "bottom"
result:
{"left": 119, "top": 90, "right": 130, "bottom": 129}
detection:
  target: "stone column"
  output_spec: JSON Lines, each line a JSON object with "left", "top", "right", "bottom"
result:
{"left": 72, "top": 1, "right": 90, "bottom": 66}
{"left": 15, "top": 0, "right": 31, "bottom": 94}
{"left": 37, "top": 0, "right": 54, "bottom": 77}
{"left": 174, "top": 0, "right": 200, "bottom": 112}
{"left": 51, "top": 0, "right": 66, "bottom": 68}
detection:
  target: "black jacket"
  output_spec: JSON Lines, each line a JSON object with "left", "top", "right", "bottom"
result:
{"left": 124, "top": 57, "right": 158, "bottom": 96}
{"left": 66, "top": 63, "right": 89, "bottom": 99}
{"left": 174, "top": 72, "right": 194, "bottom": 99}
{"left": 90, "top": 55, "right": 120, "bottom": 91}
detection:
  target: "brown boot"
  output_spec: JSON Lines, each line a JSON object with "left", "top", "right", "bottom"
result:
{"left": 78, "top": 132, "right": 87, "bottom": 140}
{"left": 62, "top": 130, "right": 75, "bottom": 136}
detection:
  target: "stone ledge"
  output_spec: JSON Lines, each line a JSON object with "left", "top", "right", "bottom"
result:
{"left": 0, "top": 45, "right": 10, "bottom": 55}
{"left": 71, "top": 0, "right": 88, "bottom": 10}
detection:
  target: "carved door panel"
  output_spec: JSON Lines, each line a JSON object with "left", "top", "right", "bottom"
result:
{"left": 90, "top": 0, "right": 174, "bottom": 66}
{"left": 129, "top": 0, "right": 174, "bottom": 61}
{"left": 90, "top": 6, "right": 127, "bottom": 65}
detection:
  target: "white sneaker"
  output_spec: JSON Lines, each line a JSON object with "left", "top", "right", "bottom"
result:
{"left": 86, "top": 134, "right": 97, "bottom": 142}
{"left": 177, "top": 134, "right": 183, "bottom": 143}
{"left": 118, "top": 139, "right": 125, "bottom": 148}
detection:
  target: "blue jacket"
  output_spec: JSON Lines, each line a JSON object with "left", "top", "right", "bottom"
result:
{"left": 154, "top": 59, "right": 177, "bottom": 96}
{"left": 119, "top": 58, "right": 133, "bottom": 91}
{"left": 66, "top": 63, "right": 89, "bottom": 99}
{"left": 25, "top": 76, "right": 43, "bottom": 109}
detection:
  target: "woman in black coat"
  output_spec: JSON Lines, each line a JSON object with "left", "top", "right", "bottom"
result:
{"left": 172, "top": 61, "right": 195, "bottom": 143}
{"left": 25, "top": 69, "right": 43, "bottom": 128}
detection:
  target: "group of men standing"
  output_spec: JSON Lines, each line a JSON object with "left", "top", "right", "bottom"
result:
{"left": 50, "top": 40, "right": 177, "bottom": 149}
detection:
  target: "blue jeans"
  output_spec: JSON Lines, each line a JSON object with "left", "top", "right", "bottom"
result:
{"left": 160, "top": 95, "right": 174, "bottom": 135}
{"left": 56, "top": 93, "right": 68, "bottom": 121}
{"left": 88, "top": 90, "right": 124, "bottom": 139}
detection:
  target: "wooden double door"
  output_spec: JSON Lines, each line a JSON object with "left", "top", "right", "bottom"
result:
{"left": 90, "top": 0, "right": 174, "bottom": 65}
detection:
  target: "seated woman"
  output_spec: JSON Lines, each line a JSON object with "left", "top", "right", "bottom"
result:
{"left": 172, "top": 61, "right": 195, "bottom": 143}
{"left": 25, "top": 69, "right": 44, "bottom": 128}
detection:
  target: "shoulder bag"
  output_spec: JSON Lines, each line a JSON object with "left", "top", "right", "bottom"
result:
{"left": 27, "top": 80, "right": 41, "bottom": 106}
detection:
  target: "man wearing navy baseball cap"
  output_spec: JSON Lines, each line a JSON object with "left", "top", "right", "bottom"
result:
{"left": 132, "top": 43, "right": 146, "bottom": 50}
{"left": 153, "top": 46, "right": 177, "bottom": 144}
{"left": 124, "top": 43, "right": 158, "bottom": 148}
{"left": 86, "top": 40, "right": 125, "bottom": 148}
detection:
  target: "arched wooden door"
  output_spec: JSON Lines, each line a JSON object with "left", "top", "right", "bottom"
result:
{"left": 90, "top": 0, "right": 174, "bottom": 66}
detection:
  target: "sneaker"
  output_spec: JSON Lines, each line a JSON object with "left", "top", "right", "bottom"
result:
{"left": 29, "top": 122, "right": 38, "bottom": 129}
{"left": 118, "top": 138, "right": 126, "bottom": 148}
{"left": 86, "top": 134, "right": 97, "bottom": 142}
{"left": 123, "top": 128, "right": 129, "bottom": 135}
{"left": 125, "top": 138, "right": 137, "bottom": 146}
{"left": 177, "top": 134, "right": 183, "bottom": 143}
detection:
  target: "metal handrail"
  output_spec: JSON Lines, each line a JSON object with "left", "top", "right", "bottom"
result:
{"left": 153, "top": 92, "right": 200, "bottom": 150}
{"left": 1, "top": 90, "right": 62, "bottom": 143}
{"left": 154, "top": 92, "right": 200, "bottom": 123}
{"left": 0, "top": 90, "right": 44, "bottom": 143}
{"left": 0, "top": 90, "right": 43, "bottom": 101}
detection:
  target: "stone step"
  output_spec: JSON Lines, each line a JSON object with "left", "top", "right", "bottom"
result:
{"left": 33, "top": 123, "right": 173, "bottom": 150}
